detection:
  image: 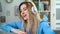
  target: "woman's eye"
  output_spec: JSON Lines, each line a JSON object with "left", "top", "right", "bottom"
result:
{"left": 24, "top": 8, "right": 27, "bottom": 11}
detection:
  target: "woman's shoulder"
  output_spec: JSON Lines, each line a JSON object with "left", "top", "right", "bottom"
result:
{"left": 2, "top": 19, "right": 22, "bottom": 25}
{"left": 10, "top": 18, "right": 21, "bottom": 22}
{"left": 14, "top": 19, "right": 22, "bottom": 22}
{"left": 11, "top": 19, "right": 22, "bottom": 25}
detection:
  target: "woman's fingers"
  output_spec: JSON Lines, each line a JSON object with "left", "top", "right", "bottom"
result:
{"left": 18, "top": 31, "right": 27, "bottom": 34}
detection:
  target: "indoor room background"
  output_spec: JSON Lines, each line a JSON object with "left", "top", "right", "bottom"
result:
{"left": 0, "top": 0, "right": 60, "bottom": 34}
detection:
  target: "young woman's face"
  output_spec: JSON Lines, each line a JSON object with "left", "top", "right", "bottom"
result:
{"left": 20, "top": 4, "right": 28, "bottom": 21}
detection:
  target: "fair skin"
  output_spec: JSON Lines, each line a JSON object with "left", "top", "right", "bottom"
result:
{"left": 11, "top": 4, "right": 28, "bottom": 34}
{"left": 20, "top": 4, "right": 28, "bottom": 20}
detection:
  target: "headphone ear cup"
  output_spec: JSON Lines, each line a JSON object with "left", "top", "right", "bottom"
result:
{"left": 28, "top": 1, "right": 38, "bottom": 14}
{"left": 31, "top": 6, "right": 37, "bottom": 14}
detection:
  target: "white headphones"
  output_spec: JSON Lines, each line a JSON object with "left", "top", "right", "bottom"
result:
{"left": 29, "top": 1, "right": 38, "bottom": 14}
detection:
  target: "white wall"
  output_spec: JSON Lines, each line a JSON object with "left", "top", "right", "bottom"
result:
{"left": 0, "top": 0, "right": 2, "bottom": 16}
{"left": 0, "top": 0, "right": 24, "bottom": 22}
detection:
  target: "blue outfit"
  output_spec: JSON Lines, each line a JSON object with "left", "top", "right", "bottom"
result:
{"left": 0, "top": 19, "right": 55, "bottom": 34}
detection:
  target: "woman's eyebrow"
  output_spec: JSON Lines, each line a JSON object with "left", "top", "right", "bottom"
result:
{"left": 20, "top": 7, "right": 27, "bottom": 12}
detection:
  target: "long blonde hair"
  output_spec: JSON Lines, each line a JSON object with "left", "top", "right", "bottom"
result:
{"left": 19, "top": 2, "right": 40, "bottom": 34}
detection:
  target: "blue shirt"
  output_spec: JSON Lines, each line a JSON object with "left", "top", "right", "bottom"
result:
{"left": 0, "top": 19, "right": 55, "bottom": 34}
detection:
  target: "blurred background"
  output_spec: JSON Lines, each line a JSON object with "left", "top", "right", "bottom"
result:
{"left": 0, "top": 0, "right": 60, "bottom": 34}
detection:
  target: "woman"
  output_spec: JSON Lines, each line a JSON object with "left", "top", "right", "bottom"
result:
{"left": 0, "top": 1, "right": 55, "bottom": 34}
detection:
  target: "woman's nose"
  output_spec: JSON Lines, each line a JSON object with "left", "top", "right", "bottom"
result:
{"left": 22, "top": 11, "right": 24, "bottom": 14}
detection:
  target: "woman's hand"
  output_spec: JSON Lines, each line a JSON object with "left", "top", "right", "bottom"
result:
{"left": 16, "top": 30, "right": 27, "bottom": 34}
{"left": 11, "top": 28, "right": 27, "bottom": 34}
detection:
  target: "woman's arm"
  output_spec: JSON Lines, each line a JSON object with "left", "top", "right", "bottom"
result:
{"left": 0, "top": 20, "right": 27, "bottom": 34}
{"left": 42, "top": 21, "right": 55, "bottom": 34}
{"left": 0, "top": 20, "right": 22, "bottom": 32}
